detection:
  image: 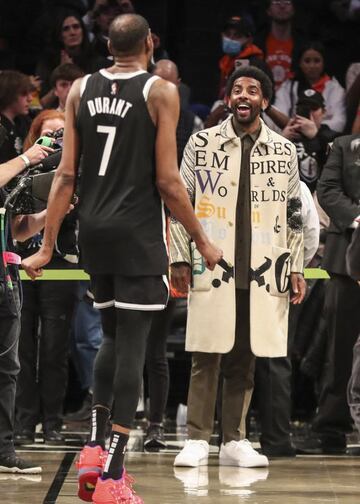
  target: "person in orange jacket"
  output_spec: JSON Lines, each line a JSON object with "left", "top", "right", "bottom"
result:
{"left": 218, "top": 16, "right": 269, "bottom": 99}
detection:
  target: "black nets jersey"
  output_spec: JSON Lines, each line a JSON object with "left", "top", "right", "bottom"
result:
{"left": 76, "top": 69, "right": 168, "bottom": 276}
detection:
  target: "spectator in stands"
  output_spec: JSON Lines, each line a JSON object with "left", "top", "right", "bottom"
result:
{"left": 153, "top": 59, "right": 203, "bottom": 165}
{"left": 274, "top": 41, "right": 347, "bottom": 133}
{"left": 218, "top": 16, "right": 266, "bottom": 100}
{"left": 204, "top": 16, "right": 274, "bottom": 129}
{"left": 281, "top": 89, "right": 339, "bottom": 192}
{"left": 14, "top": 110, "right": 78, "bottom": 446}
{"left": 255, "top": 0, "right": 306, "bottom": 90}
{"left": 0, "top": 70, "right": 33, "bottom": 163}
{"left": 36, "top": 9, "right": 108, "bottom": 108}
{"left": 48, "top": 63, "right": 85, "bottom": 112}
{"left": 90, "top": 1, "right": 123, "bottom": 60}
{"left": 306, "top": 133, "right": 360, "bottom": 454}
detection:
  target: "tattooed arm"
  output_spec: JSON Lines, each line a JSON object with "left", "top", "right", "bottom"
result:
{"left": 169, "top": 134, "right": 197, "bottom": 293}
{"left": 169, "top": 134, "right": 197, "bottom": 266}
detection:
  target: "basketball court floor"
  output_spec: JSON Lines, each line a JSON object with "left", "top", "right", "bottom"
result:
{"left": 3, "top": 424, "right": 360, "bottom": 504}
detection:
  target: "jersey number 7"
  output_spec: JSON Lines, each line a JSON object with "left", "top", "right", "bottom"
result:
{"left": 97, "top": 125, "right": 116, "bottom": 176}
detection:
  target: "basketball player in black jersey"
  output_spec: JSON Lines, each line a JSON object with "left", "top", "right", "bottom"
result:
{"left": 23, "top": 13, "right": 222, "bottom": 504}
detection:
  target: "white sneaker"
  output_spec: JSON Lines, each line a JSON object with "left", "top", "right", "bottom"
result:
{"left": 174, "top": 440, "right": 209, "bottom": 467}
{"left": 219, "top": 440, "right": 269, "bottom": 468}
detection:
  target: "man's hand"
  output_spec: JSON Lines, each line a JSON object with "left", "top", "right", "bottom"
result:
{"left": 60, "top": 49, "right": 73, "bottom": 64}
{"left": 290, "top": 273, "right": 306, "bottom": 304}
{"left": 282, "top": 117, "right": 301, "bottom": 141}
{"left": 293, "top": 115, "right": 318, "bottom": 139}
{"left": 196, "top": 240, "right": 223, "bottom": 271}
{"left": 22, "top": 248, "right": 52, "bottom": 280}
{"left": 170, "top": 263, "right": 191, "bottom": 294}
{"left": 23, "top": 143, "right": 54, "bottom": 165}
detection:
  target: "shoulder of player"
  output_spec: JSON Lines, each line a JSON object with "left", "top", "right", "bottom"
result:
{"left": 67, "top": 77, "right": 83, "bottom": 106}
{"left": 148, "top": 77, "right": 178, "bottom": 105}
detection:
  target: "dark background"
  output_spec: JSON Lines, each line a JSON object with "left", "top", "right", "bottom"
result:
{"left": 0, "top": 0, "right": 358, "bottom": 106}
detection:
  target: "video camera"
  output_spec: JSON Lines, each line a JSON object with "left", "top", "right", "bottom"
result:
{"left": 4, "top": 129, "right": 64, "bottom": 214}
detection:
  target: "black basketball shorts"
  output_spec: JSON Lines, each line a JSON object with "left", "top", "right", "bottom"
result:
{"left": 89, "top": 274, "right": 169, "bottom": 311}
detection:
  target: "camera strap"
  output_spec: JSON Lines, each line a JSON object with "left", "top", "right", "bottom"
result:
{"left": 3, "top": 251, "right": 21, "bottom": 265}
{"left": 0, "top": 208, "right": 13, "bottom": 290}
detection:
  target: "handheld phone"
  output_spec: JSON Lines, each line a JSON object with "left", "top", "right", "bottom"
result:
{"left": 295, "top": 103, "right": 311, "bottom": 119}
{"left": 234, "top": 59, "right": 250, "bottom": 69}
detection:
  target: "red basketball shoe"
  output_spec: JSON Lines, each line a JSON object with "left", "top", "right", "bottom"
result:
{"left": 92, "top": 473, "right": 143, "bottom": 504}
{"left": 76, "top": 445, "right": 108, "bottom": 501}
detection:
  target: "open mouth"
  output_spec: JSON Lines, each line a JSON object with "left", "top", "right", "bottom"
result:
{"left": 236, "top": 103, "right": 251, "bottom": 117}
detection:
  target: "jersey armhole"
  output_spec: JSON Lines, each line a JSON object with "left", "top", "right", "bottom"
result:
{"left": 80, "top": 74, "right": 92, "bottom": 97}
{"left": 143, "top": 75, "right": 161, "bottom": 102}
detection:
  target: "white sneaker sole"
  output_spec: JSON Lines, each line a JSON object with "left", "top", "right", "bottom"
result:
{"left": 173, "top": 456, "right": 208, "bottom": 467}
{"left": 0, "top": 465, "right": 42, "bottom": 474}
{"left": 219, "top": 456, "right": 269, "bottom": 468}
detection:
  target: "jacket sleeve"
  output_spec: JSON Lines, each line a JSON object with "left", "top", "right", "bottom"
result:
{"left": 300, "top": 181, "right": 320, "bottom": 266}
{"left": 287, "top": 144, "right": 304, "bottom": 273}
{"left": 346, "top": 225, "right": 360, "bottom": 280}
{"left": 322, "top": 79, "right": 346, "bottom": 133}
{"left": 317, "top": 137, "right": 360, "bottom": 232}
{"left": 274, "top": 80, "right": 293, "bottom": 117}
{"left": 169, "top": 135, "right": 196, "bottom": 265}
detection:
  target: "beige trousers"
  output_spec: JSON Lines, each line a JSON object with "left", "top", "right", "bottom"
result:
{"left": 187, "top": 289, "right": 255, "bottom": 443}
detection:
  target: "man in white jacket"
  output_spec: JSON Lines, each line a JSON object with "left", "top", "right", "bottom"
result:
{"left": 171, "top": 66, "right": 306, "bottom": 469}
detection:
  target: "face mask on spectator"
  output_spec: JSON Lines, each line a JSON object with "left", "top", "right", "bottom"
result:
{"left": 222, "top": 36, "right": 242, "bottom": 55}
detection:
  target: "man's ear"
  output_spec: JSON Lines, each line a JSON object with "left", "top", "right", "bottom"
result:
{"left": 262, "top": 98, "right": 269, "bottom": 111}
{"left": 145, "top": 30, "right": 153, "bottom": 53}
{"left": 107, "top": 39, "right": 113, "bottom": 55}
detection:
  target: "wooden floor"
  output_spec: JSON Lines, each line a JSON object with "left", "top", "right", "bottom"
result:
{"left": 2, "top": 427, "right": 360, "bottom": 504}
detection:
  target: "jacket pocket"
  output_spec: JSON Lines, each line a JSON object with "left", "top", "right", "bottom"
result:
{"left": 190, "top": 242, "right": 213, "bottom": 292}
{"left": 269, "top": 245, "right": 291, "bottom": 297}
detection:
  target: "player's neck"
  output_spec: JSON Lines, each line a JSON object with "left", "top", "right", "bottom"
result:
{"left": 109, "top": 55, "right": 147, "bottom": 74}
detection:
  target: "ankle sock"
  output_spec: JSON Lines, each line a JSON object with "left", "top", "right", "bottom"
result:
{"left": 87, "top": 406, "right": 110, "bottom": 450}
{"left": 102, "top": 430, "right": 129, "bottom": 480}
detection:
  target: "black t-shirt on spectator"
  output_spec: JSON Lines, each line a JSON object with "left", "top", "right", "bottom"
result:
{"left": 0, "top": 114, "right": 31, "bottom": 164}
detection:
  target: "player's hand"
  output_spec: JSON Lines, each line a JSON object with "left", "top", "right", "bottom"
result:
{"left": 196, "top": 240, "right": 223, "bottom": 271}
{"left": 23, "top": 143, "right": 54, "bottom": 165}
{"left": 290, "top": 273, "right": 306, "bottom": 304}
{"left": 170, "top": 263, "right": 191, "bottom": 294}
{"left": 22, "top": 248, "right": 52, "bottom": 280}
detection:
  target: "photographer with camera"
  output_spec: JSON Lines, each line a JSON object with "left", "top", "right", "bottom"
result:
{"left": 14, "top": 110, "right": 79, "bottom": 446}
{"left": 0, "top": 141, "right": 52, "bottom": 473}
{"left": 282, "top": 89, "right": 339, "bottom": 192}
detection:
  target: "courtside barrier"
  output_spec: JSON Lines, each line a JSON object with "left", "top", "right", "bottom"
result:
{"left": 19, "top": 268, "right": 330, "bottom": 280}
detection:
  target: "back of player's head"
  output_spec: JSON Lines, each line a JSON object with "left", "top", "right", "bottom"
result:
{"left": 109, "top": 13, "right": 150, "bottom": 56}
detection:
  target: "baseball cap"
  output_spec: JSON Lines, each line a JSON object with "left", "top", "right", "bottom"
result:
{"left": 223, "top": 16, "right": 253, "bottom": 37}
{"left": 297, "top": 89, "right": 325, "bottom": 110}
